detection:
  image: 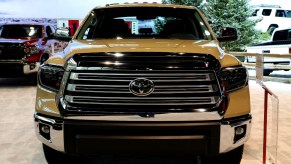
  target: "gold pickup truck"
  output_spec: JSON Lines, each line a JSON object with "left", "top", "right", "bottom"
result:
{"left": 34, "top": 3, "right": 251, "bottom": 164}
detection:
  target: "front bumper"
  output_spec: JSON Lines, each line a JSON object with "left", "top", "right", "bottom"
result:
{"left": 0, "top": 60, "right": 39, "bottom": 77}
{"left": 34, "top": 113, "right": 251, "bottom": 156}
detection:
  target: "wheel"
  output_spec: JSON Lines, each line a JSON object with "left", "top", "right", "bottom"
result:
{"left": 217, "top": 145, "right": 244, "bottom": 164}
{"left": 263, "top": 70, "right": 272, "bottom": 76}
{"left": 267, "top": 25, "right": 277, "bottom": 35}
{"left": 203, "top": 145, "right": 244, "bottom": 164}
{"left": 25, "top": 73, "right": 37, "bottom": 85}
{"left": 42, "top": 144, "right": 80, "bottom": 164}
{"left": 40, "top": 54, "right": 49, "bottom": 64}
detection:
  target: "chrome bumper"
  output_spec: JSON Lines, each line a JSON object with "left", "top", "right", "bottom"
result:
{"left": 23, "top": 62, "right": 40, "bottom": 74}
{"left": 220, "top": 116, "right": 252, "bottom": 153}
{"left": 0, "top": 60, "right": 39, "bottom": 75}
{"left": 34, "top": 113, "right": 251, "bottom": 154}
{"left": 34, "top": 114, "right": 64, "bottom": 152}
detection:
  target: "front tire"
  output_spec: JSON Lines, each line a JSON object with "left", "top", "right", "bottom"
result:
{"left": 204, "top": 145, "right": 244, "bottom": 164}
{"left": 263, "top": 70, "right": 273, "bottom": 76}
{"left": 267, "top": 25, "right": 277, "bottom": 35}
{"left": 40, "top": 54, "right": 49, "bottom": 64}
{"left": 25, "top": 73, "right": 37, "bottom": 85}
{"left": 217, "top": 145, "right": 244, "bottom": 164}
{"left": 43, "top": 144, "right": 80, "bottom": 164}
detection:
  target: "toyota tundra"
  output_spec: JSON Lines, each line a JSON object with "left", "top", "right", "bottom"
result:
{"left": 34, "top": 3, "right": 251, "bottom": 164}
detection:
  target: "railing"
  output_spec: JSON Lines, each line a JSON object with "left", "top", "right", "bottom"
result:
{"left": 230, "top": 52, "right": 284, "bottom": 164}
{"left": 230, "top": 52, "right": 291, "bottom": 70}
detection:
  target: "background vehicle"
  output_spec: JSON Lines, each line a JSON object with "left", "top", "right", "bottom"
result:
{"left": 0, "top": 22, "right": 64, "bottom": 78}
{"left": 34, "top": 3, "right": 251, "bottom": 164}
{"left": 250, "top": 4, "right": 291, "bottom": 34}
{"left": 246, "top": 28, "right": 291, "bottom": 75}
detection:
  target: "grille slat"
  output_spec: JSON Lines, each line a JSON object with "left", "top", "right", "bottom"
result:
{"left": 67, "top": 84, "right": 216, "bottom": 94}
{"left": 71, "top": 72, "right": 212, "bottom": 82}
{"left": 65, "top": 95, "right": 218, "bottom": 106}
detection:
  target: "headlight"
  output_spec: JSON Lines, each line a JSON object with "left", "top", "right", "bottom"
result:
{"left": 24, "top": 45, "right": 40, "bottom": 55}
{"left": 218, "top": 66, "right": 248, "bottom": 93}
{"left": 38, "top": 65, "right": 64, "bottom": 92}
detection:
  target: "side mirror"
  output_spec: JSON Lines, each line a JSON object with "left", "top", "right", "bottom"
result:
{"left": 217, "top": 27, "right": 238, "bottom": 42}
{"left": 54, "top": 28, "right": 72, "bottom": 42}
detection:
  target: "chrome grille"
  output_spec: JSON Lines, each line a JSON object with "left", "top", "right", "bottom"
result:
{"left": 64, "top": 70, "right": 221, "bottom": 113}
{"left": 61, "top": 52, "right": 223, "bottom": 114}
{"left": 0, "top": 43, "right": 25, "bottom": 60}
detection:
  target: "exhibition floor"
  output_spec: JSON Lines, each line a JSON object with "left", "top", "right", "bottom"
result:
{"left": 0, "top": 79, "right": 290, "bottom": 164}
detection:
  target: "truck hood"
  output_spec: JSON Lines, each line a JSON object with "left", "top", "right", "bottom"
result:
{"left": 62, "top": 39, "right": 224, "bottom": 60}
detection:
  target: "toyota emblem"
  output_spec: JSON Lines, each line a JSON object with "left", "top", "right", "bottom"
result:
{"left": 129, "top": 78, "right": 154, "bottom": 96}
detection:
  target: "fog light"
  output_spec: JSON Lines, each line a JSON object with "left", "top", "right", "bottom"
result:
{"left": 30, "top": 64, "right": 36, "bottom": 70}
{"left": 235, "top": 127, "right": 244, "bottom": 135}
{"left": 234, "top": 124, "right": 247, "bottom": 143}
{"left": 39, "top": 123, "right": 51, "bottom": 140}
{"left": 41, "top": 125, "right": 50, "bottom": 134}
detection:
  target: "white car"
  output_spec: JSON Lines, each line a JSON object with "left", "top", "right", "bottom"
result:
{"left": 250, "top": 4, "right": 291, "bottom": 34}
{"left": 246, "top": 28, "right": 291, "bottom": 75}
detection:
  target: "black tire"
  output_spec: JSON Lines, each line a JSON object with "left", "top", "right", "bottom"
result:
{"left": 40, "top": 54, "right": 49, "bottom": 64}
{"left": 267, "top": 25, "right": 277, "bottom": 35}
{"left": 43, "top": 144, "right": 80, "bottom": 164}
{"left": 217, "top": 145, "right": 244, "bottom": 164}
{"left": 25, "top": 73, "right": 37, "bottom": 85}
{"left": 204, "top": 145, "right": 244, "bottom": 164}
{"left": 263, "top": 70, "right": 272, "bottom": 76}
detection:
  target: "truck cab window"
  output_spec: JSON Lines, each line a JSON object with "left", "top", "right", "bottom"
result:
{"left": 262, "top": 9, "right": 272, "bottom": 16}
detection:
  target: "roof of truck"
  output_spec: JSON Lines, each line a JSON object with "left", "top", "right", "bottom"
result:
{"left": 1, "top": 22, "right": 52, "bottom": 26}
{"left": 95, "top": 2, "right": 197, "bottom": 10}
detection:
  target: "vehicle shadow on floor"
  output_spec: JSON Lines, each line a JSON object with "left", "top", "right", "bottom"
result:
{"left": 0, "top": 77, "right": 36, "bottom": 87}
{"left": 72, "top": 155, "right": 202, "bottom": 164}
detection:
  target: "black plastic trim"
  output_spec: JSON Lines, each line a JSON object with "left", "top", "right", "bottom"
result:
{"left": 63, "top": 120, "right": 221, "bottom": 156}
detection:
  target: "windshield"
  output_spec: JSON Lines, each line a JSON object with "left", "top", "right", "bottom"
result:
{"left": 286, "top": 10, "right": 291, "bottom": 17}
{"left": 76, "top": 7, "right": 212, "bottom": 40}
{"left": 0, "top": 25, "right": 42, "bottom": 39}
{"left": 273, "top": 29, "right": 291, "bottom": 41}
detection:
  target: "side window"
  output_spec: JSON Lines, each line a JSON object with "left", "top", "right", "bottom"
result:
{"left": 275, "top": 10, "right": 285, "bottom": 17}
{"left": 50, "top": 25, "right": 56, "bottom": 33}
{"left": 288, "top": 30, "right": 291, "bottom": 40}
{"left": 286, "top": 10, "right": 291, "bottom": 17}
{"left": 0, "top": 25, "right": 3, "bottom": 36}
{"left": 46, "top": 26, "right": 53, "bottom": 37}
{"left": 262, "top": 9, "right": 272, "bottom": 16}
{"left": 76, "top": 12, "right": 97, "bottom": 39}
{"left": 252, "top": 9, "right": 259, "bottom": 16}
{"left": 83, "top": 28, "right": 90, "bottom": 39}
